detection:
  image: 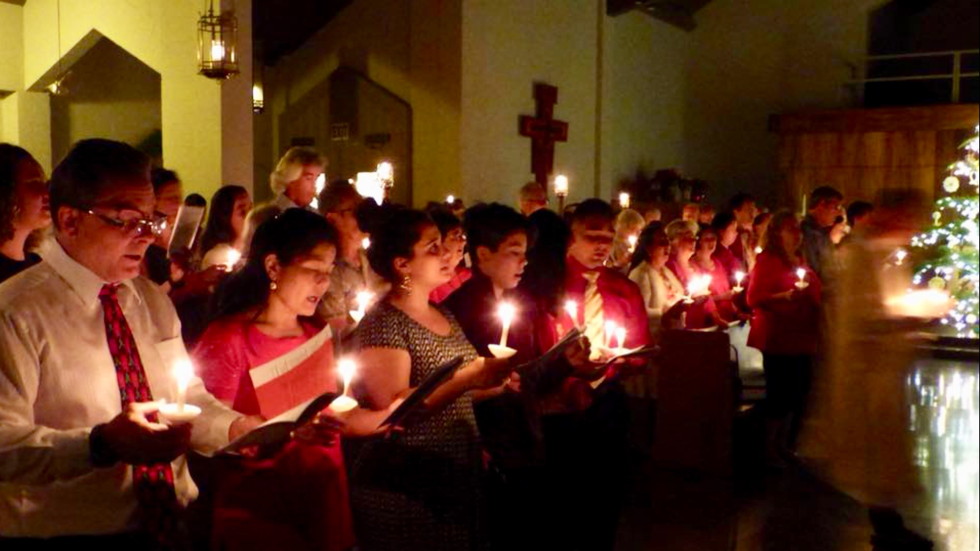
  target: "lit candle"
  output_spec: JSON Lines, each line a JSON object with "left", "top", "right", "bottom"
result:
{"left": 446, "top": 194, "right": 455, "bottom": 204}
{"left": 564, "top": 299, "right": 579, "bottom": 330}
{"left": 613, "top": 326, "right": 627, "bottom": 350}
{"left": 554, "top": 174, "right": 569, "bottom": 197}
{"left": 223, "top": 248, "right": 241, "bottom": 271}
{"left": 627, "top": 234, "right": 638, "bottom": 253}
{"left": 754, "top": 246, "right": 763, "bottom": 255}
{"left": 329, "top": 358, "right": 359, "bottom": 413}
{"left": 795, "top": 267, "right": 808, "bottom": 289}
{"left": 687, "top": 274, "right": 712, "bottom": 298}
{"left": 497, "top": 302, "right": 516, "bottom": 348}
{"left": 604, "top": 320, "right": 618, "bottom": 349}
{"left": 733, "top": 270, "right": 746, "bottom": 292}
{"left": 350, "top": 290, "right": 374, "bottom": 324}
{"left": 618, "top": 192, "right": 631, "bottom": 209}
{"left": 361, "top": 236, "right": 371, "bottom": 250}
{"left": 174, "top": 359, "right": 193, "bottom": 411}
{"left": 894, "top": 248, "right": 908, "bottom": 266}
{"left": 210, "top": 40, "right": 226, "bottom": 62}
{"left": 158, "top": 359, "right": 202, "bottom": 424}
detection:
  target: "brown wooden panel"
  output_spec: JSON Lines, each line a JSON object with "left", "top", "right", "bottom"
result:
{"left": 772, "top": 104, "right": 979, "bottom": 134}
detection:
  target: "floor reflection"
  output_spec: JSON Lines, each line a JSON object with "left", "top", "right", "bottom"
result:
{"left": 907, "top": 359, "right": 979, "bottom": 551}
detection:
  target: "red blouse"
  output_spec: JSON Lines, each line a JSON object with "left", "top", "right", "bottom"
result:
{"left": 192, "top": 316, "right": 354, "bottom": 551}
{"left": 693, "top": 257, "right": 738, "bottom": 323}
{"left": 746, "top": 250, "right": 822, "bottom": 355}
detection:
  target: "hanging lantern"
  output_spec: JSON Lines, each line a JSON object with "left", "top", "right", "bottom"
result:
{"left": 197, "top": 1, "right": 239, "bottom": 80}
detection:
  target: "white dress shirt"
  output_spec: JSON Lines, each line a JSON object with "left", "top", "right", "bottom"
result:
{"left": 0, "top": 242, "right": 239, "bottom": 538}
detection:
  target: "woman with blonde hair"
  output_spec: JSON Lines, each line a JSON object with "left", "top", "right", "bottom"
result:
{"left": 607, "top": 208, "right": 645, "bottom": 272}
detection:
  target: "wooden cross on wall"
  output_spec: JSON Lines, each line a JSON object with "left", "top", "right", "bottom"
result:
{"left": 519, "top": 83, "right": 568, "bottom": 185}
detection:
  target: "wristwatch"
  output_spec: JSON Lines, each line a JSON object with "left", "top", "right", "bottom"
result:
{"left": 89, "top": 423, "right": 120, "bottom": 468}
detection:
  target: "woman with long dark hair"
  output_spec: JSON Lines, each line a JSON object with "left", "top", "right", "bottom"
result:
{"left": 747, "top": 210, "right": 822, "bottom": 467}
{"left": 0, "top": 144, "right": 50, "bottom": 283}
{"left": 194, "top": 209, "right": 389, "bottom": 551}
{"left": 200, "top": 185, "right": 252, "bottom": 270}
{"left": 348, "top": 204, "right": 512, "bottom": 551}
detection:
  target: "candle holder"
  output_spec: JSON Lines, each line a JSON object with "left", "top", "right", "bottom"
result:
{"left": 328, "top": 395, "right": 358, "bottom": 413}
{"left": 159, "top": 403, "right": 201, "bottom": 425}
{"left": 487, "top": 344, "right": 517, "bottom": 359}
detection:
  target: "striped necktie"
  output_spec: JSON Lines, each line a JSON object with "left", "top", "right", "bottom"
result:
{"left": 99, "top": 284, "right": 183, "bottom": 548}
{"left": 582, "top": 271, "right": 605, "bottom": 358}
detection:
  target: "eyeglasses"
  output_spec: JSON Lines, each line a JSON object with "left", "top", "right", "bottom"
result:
{"left": 84, "top": 209, "right": 169, "bottom": 237}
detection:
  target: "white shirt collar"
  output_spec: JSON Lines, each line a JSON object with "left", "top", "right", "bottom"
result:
{"left": 45, "top": 240, "right": 138, "bottom": 307}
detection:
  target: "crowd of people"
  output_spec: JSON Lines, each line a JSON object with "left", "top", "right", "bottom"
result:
{"left": 1, "top": 139, "right": 924, "bottom": 551}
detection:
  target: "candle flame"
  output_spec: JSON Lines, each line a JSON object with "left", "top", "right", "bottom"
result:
{"left": 174, "top": 359, "right": 194, "bottom": 394}
{"left": 338, "top": 358, "right": 357, "bottom": 393}
{"left": 497, "top": 302, "right": 517, "bottom": 324}
{"left": 627, "top": 234, "right": 638, "bottom": 252}
{"left": 446, "top": 194, "right": 455, "bottom": 204}
{"left": 225, "top": 248, "right": 241, "bottom": 269}
{"left": 618, "top": 192, "right": 631, "bottom": 209}
{"left": 734, "top": 270, "right": 746, "bottom": 284}
{"left": 554, "top": 174, "right": 569, "bottom": 196}
{"left": 614, "top": 326, "right": 627, "bottom": 349}
{"left": 210, "top": 40, "right": 226, "bottom": 62}
{"left": 355, "top": 290, "right": 373, "bottom": 313}
{"left": 796, "top": 268, "right": 807, "bottom": 280}
{"left": 564, "top": 300, "right": 578, "bottom": 323}
{"left": 362, "top": 237, "right": 371, "bottom": 250}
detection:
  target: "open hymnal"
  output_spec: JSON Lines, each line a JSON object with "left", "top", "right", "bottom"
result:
{"left": 218, "top": 392, "right": 339, "bottom": 456}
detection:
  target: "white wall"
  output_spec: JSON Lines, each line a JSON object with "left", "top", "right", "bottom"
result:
{"left": 262, "top": 0, "right": 460, "bottom": 206}
{"left": 600, "top": 11, "right": 692, "bottom": 196}
{"left": 460, "top": 0, "right": 600, "bottom": 206}
{"left": 685, "top": 0, "right": 883, "bottom": 206}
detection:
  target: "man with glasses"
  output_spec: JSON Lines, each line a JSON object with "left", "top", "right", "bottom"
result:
{"left": 802, "top": 185, "right": 845, "bottom": 286}
{"left": 0, "top": 139, "right": 261, "bottom": 547}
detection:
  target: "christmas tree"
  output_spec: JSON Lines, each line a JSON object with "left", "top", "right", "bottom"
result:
{"left": 910, "top": 125, "right": 979, "bottom": 338}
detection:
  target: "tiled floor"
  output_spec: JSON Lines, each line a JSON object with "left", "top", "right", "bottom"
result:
{"left": 616, "top": 357, "right": 979, "bottom": 551}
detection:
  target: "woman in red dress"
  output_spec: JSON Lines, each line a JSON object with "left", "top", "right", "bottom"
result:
{"left": 194, "top": 209, "right": 390, "bottom": 551}
{"left": 747, "top": 210, "right": 822, "bottom": 468}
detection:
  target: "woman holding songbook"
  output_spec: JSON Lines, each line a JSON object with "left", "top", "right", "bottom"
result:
{"left": 628, "top": 222, "right": 687, "bottom": 338}
{"left": 349, "top": 204, "right": 513, "bottom": 551}
{"left": 194, "top": 209, "right": 391, "bottom": 551}
{"left": 747, "top": 210, "right": 822, "bottom": 468}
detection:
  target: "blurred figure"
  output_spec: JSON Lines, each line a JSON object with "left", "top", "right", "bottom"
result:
{"left": 692, "top": 226, "right": 740, "bottom": 324}
{"left": 200, "top": 185, "right": 252, "bottom": 270}
{"left": 711, "top": 211, "right": 743, "bottom": 277}
{"left": 802, "top": 185, "right": 844, "bottom": 285}
{"left": 142, "top": 168, "right": 182, "bottom": 286}
{"left": 846, "top": 200, "right": 874, "bottom": 234}
{"left": 747, "top": 211, "right": 822, "bottom": 468}
{"left": 518, "top": 208, "right": 569, "bottom": 318}
{"left": 270, "top": 146, "right": 326, "bottom": 212}
{"left": 643, "top": 206, "right": 662, "bottom": 224}
{"left": 681, "top": 202, "right": 700, "bottom": 223}
{"left": 829, "top": 215, "right": 849, "bottom": 245}
{"left": 0, "top": 144, "right": 50, "bottom": 283}
{"left": 697, "top": 203, "right": 716, "bottom": 228}
{"left": 607, "top": 208, "right": 645, "bottom": 272}
{"left": 318, "top": 179, "right": 371, "bottom": 328}
{"left": 751, "top": 211, "right": 773, "bottom": 253}
{"left": 518, "top": 181, "right": 548, "bottom": 216}
{"left": 427, "top": 204, "right": 471, "bottom": 303}
{"left": 628, "top": 222, "right": 686, "bottom": 338}
{"left": 728, "top": 192, "right": 758, "bottom": 270}
{"left": 801, "top": 189, "right": 935, "bottom": 550}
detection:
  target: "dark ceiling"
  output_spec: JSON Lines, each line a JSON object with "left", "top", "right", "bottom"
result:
{"left": 252, "top": 0, "right": 715, "bottom": 65}
{"left": 253, "top": 0, "right": 352, "bottom": 66}
{"left": 607, "top": 0, "right": 715, "bottom": 31}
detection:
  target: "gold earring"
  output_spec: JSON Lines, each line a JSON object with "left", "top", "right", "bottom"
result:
{"left": 399, "top": 275, "right": 412, "bottom": 294}
{"left": 270, "top": 280, "right": 278, "bottom": 291}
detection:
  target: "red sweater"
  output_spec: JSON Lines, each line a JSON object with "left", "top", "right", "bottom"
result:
{"left": 746, "top": 251, "right": 822, "bottom": 355}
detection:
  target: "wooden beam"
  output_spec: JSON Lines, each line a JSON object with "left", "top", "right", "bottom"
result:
{"left": 771, "top": 104, "right": 980, "bottom": 134}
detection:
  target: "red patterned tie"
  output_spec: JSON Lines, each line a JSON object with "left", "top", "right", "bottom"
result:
{"left": 99, "top": 284, "right": 183, "bottom": 548}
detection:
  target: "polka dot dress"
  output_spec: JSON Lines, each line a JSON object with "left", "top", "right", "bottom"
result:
{"left": 349, "top": 301, "right": 485, "bottom": 551}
